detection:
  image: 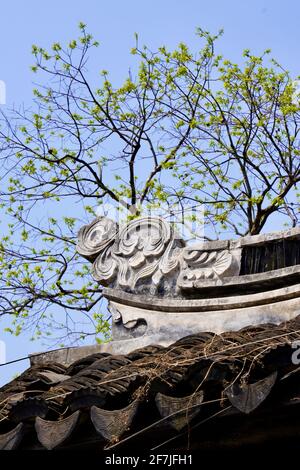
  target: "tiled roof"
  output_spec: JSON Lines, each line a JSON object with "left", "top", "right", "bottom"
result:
{"left": 1, "top": 316, "right": 300, "bottom": 451}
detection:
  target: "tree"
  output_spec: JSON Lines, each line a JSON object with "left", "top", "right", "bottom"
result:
{"left": 1, "top": 24, "right": 300, "bottom": 343}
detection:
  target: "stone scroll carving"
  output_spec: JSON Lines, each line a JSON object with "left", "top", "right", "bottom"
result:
{"left": 77, "top": 216, "right": 240, "bottom": 295}
{"left": 177, "top": 249, "right": 239, "bottom": 290}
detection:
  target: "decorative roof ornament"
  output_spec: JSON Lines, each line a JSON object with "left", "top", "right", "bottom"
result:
{"left": 77, "top": 216, "right": 239, "bottom": 295}
{"left": 77, "top": 217, "right": 300, "bottom": 353}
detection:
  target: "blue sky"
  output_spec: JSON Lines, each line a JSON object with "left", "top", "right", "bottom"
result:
{"left": 0, "top": 0, "right": 300, "bottom": 385}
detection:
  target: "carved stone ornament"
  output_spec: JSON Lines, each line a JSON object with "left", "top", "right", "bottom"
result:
{"left": 77, "top": 216, "right": 240, "bottom": 296}
{"left": 70, "top": 222, "right": 300, "bottom": 349}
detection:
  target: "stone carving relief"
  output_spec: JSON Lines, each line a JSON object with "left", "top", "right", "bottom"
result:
{"left": 77, "top": 217, "right": 118, "bottom": 262}
{"left": 77, "top": 216, "right": 240, "bottom": 296}
{"left": 76, "top": 219, "right": 300, "bottom": 348}
{"left": 178, "top": 248, "right": 240, "bottom": 289}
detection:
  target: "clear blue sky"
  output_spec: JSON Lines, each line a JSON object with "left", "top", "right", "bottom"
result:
{"left": 1, "top": 0, "right": 300, "bottom": 385}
